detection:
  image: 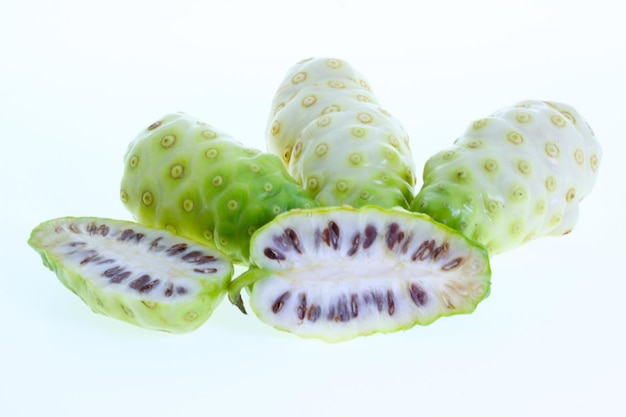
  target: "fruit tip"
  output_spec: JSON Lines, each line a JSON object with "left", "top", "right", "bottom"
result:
{"left": 229, "top": 292, "right": 248, "bottom": 315}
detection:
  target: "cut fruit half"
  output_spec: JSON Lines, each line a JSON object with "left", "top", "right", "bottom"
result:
{"left": 29, "top": 217, "right": 233, "bottom": 333}
{"left": 229, "top": 206, "right": 491, "bottom": 342}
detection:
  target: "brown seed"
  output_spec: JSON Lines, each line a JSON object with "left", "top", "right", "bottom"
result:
{"left": 321, "top": 229, "right": 330, "bottom": 247}
{"left": 411, "top": 240, "right": 435, "bottom": 261}
{"left": 386, "top": 223, "right": 399, "bottom": 249}
{"left": 284, "top": 228, "right": 303, "bottom": 254}
{"left": 130, "top": 274, "right": 151, "bottom": 290}
{"left": 65, "top": 241, "right": 87, "bottom": 256}
{"left": 441, "top": 257, "right": 464, "bottom": 270}
{"left": 166, "top": 243, "right": 187, "bottom": 256}
{"left": 87, "top": 223, "right": 109, "bottom": 236}
{"left": 118, "top": 229, "right": 144, "bottom": 243}
{"left": 272, "top": 291, "right": 291, "bottom": 313}
{"left": 96, "top": 258, "right": 115, "bottom": 265}
{"left": 193, "top": 267, "right": 218, "bottom": 274}
{"left": 347, "top": 233, "right": 361, "bottom": 256}
{"left": 79, "top": 250, "right": 99, "bottom": 264}
{"left": 196, "top": 256, "right": 216, "bottom": 265}
{"left": 264, "top": 247, "right": 286, "bottom": 261}
{"left": 139, "top": 279, "right": 161, "bottom": 293}
{"left": 183, "top": 251, "right": 216, "bottom": 265}
{"left": 350, "top": 294, "right": 359, "bottom": 318}
{"left": 432, "top": 242, "right": 449, "bottom": 261}
{"left": 175, "top": 286, "right": 187, "bottom": 295}
{"left": 103, "top": 266, "right": 124, "bottom": 279}
{"left": 307, "top": 304, "right": 321, "bottom": 322}
{"left": 84, "top": 255, "right": 103, "bottom": 264}
{"left": 328, "top": 221, "right": 340, "bottom": 249}
{"left": 327, "top": 304, "right": 337, "bottom": 321}
{"left": 409, "top": 283, "right": 428, "bottom": 306}
{"left": 386, "top": 223, "right": 405, "bottom": 250}
{"left": 67, "top": 241, "right": 87, "bottom": 249}
{"left": 371, "top": 291, "right": 384, "bottom": 312}
{"left": 337, "top": 297, "right": 350, "bottom": 322}
{"left": 149, "top": 237, "right": 163, "bottom": 251}
{"left": 387, "top": 290, "right": 395, "bottom": 316}
{"left": 110, "top": 270, "right": 131, "bottom": 284}
{"left": 321, "top": 221, "right": 341, "bottom": 250}
{"left": 297, "top": 294, "right": 307, "bottom": 320}
{"left": 182, "top": 251, "right": 202, "bottom": 262}
{"left": 164, "top": 283, "right": 174, "bottom": 297}
{"left": 363, "top": 225, "right": 377, "bottom": 249}
{"left": 102, "top": 265, "right": 120, "bottom": 276}
{"left": 118, "top": 229, "right": 133, "bottom": 241}
{"left": 322, "top": 229, "right": 330, "bottom": 246}
{"left": 400, "top": 234, "right": 413, "bottom": 254}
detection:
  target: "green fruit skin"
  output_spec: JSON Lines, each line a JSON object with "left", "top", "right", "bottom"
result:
{"left": 267, "top": 57, "right": 416, "bottom": 209}
{"left": 120, "top": 113, "right": 318, "bottom": 264}
{"left": 412, "top": 100, "right": 602, "bottom": 254}
{"left": 28, "top": 217, "right": 233, "bottom": 333}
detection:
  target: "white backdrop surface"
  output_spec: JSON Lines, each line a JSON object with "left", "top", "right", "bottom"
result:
{"left": 1, "top": 1, "right": 624, "bottom": 416}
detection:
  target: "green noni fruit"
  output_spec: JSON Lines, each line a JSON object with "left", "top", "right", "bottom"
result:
{"left": 412, "top": 100, "right": 602, "bottom": 254}
{"left": 266, "top": 57, "right": 417, "bottom": 209}
{"left": 120, "top": 113, "right": 318, "bottom": 264}
{"left": 29, "top": 217, "right": 233, "bottom": 333}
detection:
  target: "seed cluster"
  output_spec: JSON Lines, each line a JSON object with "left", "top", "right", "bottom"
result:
{"left": 264, "top": 220, "right": 466, "bottom": 272}
{"left": 270, "top": 287, "right": 409, "bottom": 324}
{"left": 62, "top": 221, "right": 220, "bottom": 298}
{"left": 413, "top": 100, "right": 602, "bottom": 254}
{"left": 266, "top": 57, "right": 417, "bottom": 209}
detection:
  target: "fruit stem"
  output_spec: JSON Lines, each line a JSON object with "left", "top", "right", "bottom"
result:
{"left": 227, "top": 268, "right": 270, "bottom": 315}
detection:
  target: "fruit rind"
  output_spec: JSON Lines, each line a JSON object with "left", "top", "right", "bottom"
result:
{"left": 29, "top": 217, "right": 234, "bottom": 333}
{"left": 120, "top": 112, "right": 318, "bottom": 264}
{"left": 267, "top": 57, "right": 417, "bottom": 209}
{"left": 412, "top": 100, "right": 602, "bottom": 254}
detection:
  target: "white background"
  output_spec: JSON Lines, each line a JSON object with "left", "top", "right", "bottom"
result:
{"left": 2, "top": 1, "right": 624, "bottom": 416}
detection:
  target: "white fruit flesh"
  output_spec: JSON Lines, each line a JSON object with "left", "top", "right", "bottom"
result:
{"left": 239, "top": 206, "right": 491, "bottom": 342}
{"left": 29, "top": 217, "right": 233, "bottom": 332}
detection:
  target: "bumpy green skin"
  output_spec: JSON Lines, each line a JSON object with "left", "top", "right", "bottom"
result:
{"left": 229, "top": 206, "right": 491, "bottom": 342}
{"left": 28, "top": 217, "right": 233, "bottom": 333}
{"left": 412, "top": 100, "right": 602, "bottom": 254}
{"left": 120, "top": 113, "right": 318, "bottom": 264}
{"left": 267, "top": 57, "right": 416, "bottom": 209}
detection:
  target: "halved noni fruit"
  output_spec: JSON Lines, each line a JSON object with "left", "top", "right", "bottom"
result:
{"left": 229, "top": 206, "right": 491, "bottom": 342}
{"left": 29, "top": 217, "right": 233, "bottom": 333}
